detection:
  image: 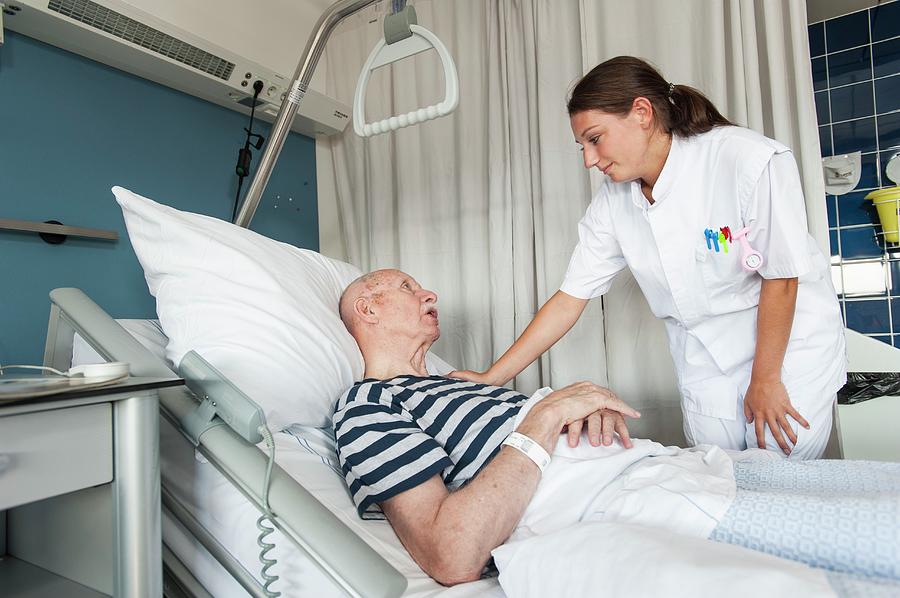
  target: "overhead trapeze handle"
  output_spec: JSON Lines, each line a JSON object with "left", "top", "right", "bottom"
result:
{"left": 353, "top": 24, "right": 459, "bottom": 137}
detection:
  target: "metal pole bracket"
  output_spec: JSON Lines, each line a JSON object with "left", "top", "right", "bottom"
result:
{"left": 384, "top": 5, "right": 417, "bottom": 45}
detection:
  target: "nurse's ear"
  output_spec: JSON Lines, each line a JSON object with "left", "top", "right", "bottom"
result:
{"left": 631, "top": 96, "right": 655, "bottom": 130}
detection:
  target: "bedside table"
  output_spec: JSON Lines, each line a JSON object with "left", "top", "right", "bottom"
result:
{"left": 0, "top": 376, "right": 182, "bottom": 597}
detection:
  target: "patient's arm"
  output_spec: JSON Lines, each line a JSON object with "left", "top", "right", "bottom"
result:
{"left": 382, "top": 448, "right": 539, "bottom": 585}
{"left": 381, "top": 382, "right": 640, "bottom": 586}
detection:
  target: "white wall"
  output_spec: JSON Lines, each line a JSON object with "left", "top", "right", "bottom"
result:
{"left": 316, "top": 138, "right": 346, "bottom": 261}
{"left": 806, "top": 0, "right": 879, "bottom": 22}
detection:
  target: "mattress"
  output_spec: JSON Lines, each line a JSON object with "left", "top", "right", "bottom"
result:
{"left": 74, "top": 322, "right": 503, "bottom": 597}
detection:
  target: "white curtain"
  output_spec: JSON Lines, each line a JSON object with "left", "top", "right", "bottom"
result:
{"left": 325, "top": 0, "right": 607, "bottom": 395}
{"left": 322, "top": 0, "right": 820, "bottom": 444}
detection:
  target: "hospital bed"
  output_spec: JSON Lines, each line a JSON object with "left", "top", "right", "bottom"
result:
{"left": 47, "top": 291, "right": 502, "bottom": 598}
{"left": 39, "top": 173, "right": 898, "bottom": 598}
{"left": 44, "top": 182, "right": 900, "bottom": 596}
{"left": 48, "top": 292, "right": 900, "bottom": 598}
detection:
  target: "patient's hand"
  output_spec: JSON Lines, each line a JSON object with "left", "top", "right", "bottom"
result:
{"left": 565, "top": 408, "right": 633, "bottom": 449}
{"left": 449, "top": 369, "right": 507, "bottom": 386}
{"left": 517, "top": 382, "right": 640, "bottom": 454}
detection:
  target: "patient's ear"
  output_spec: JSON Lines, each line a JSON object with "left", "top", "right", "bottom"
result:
{"left": 354, "top": 297, "right": 378, "bottom": 323}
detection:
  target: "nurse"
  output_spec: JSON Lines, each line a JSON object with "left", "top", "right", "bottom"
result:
{"left": 454, "top": 56, "right": 846, "bottom": 459}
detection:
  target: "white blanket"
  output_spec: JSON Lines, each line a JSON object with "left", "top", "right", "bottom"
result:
{"left": 508, "top": 389, "right": 736, "bottom": 543}
{"left": 493, "top": 521, "right": 836, "bottom": 598}
{"left": 493, "top": 391, "right": 836, "bottom": 597}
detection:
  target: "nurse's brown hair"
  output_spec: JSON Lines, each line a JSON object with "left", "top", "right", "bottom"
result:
{"left": 567, "top": 56, "right": 733, "bottom": 137}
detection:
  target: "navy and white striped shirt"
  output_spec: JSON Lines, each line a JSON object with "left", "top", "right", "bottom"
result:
{"left": 333, "top": 375, "right": 528, "bottom": 517}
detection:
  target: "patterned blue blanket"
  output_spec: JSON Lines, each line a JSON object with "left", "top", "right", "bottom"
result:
{"left": 711, "top": 459, "right": 900, "bottom": 597}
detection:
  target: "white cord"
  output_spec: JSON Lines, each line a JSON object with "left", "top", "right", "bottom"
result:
{"left": 0, "top": 365, "right": 67, "bottom": 376}
{"left": 256, "top": 425, "right": 281, "bottom": 598}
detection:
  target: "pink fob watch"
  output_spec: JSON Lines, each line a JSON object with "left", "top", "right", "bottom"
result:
{"left": 732, "top": 226, "right": 763, "bottom": 272}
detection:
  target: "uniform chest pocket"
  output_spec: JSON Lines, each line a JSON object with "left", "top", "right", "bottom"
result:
{"left": 695, "top": 236, "right": 755, "bottom": 305}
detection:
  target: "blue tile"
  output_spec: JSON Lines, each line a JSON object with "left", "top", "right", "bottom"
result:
{"left": 881, "top": 149, "right": 900, "bottom": 184}
{"left": 893, "top": 299, "right": 900, "bottom": 332}
{"left": 840, "top": 225, "right": 883, "bottom": 258}
{"left": 871, "top": 1, "right": 900, "bottom": 42}
{"left": 846, "top": 299, "right": 891, "bottom": 333}
{"left": 873, "top": 37, "right": 900, "bottom": 77}
{"left": 827, "top": 194, "right": 838, "bottom": 227}
{"left": 819, "top": 125, "right": 833, "bottom": 156}
{"left": 838, "top": 190, "right": 877, "bottom": 226}
{"left": 892, "top": 335, "right": 900, "bottom": 348}
{"left": 809, "top": 22, "right": 826, "bottom": 57}
{"left": 815, "top": 91, "right": 831, "bottom": 125}
{"left": 878, "top": 111, "right": 900, "bottom": 149}
{"left": 812, "top": 56, "right": 829, "bottom": 91}
{"left": 832, "top": 117, "right": 877, "bottom": 154}
{"left": 870, "top": 335, "right": 893, "bottom": 345}
{"left": 830, "top": 82, "right": 874, "bottom": 121}
{"left": 875, "top": 74, "right": 900, "bottom": 113}
{"left": 827, "top": 10, "right": 871, "bottom": 53}
{"left": 830, "top": 229, "right": 840, "bottom": 258}
{"left": 889, "top": 260, "right": 900, "bottom": 294}
{"left": 860, "top": 152, "right": 881, "bottom": 189}
{"left": 828, "top": 46, "right": 872, "bottom": 87}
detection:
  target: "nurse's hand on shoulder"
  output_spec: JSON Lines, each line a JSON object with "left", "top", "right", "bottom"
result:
{"left": 449, "top": 369, "right": 508, "bottom": 386}
{"left": 743, "top": 379, "right": 810, "bottom": 455}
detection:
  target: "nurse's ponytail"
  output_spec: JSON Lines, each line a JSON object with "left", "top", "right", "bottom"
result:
{"left": 567, "top": 56, "right": 733, "bottom": 138}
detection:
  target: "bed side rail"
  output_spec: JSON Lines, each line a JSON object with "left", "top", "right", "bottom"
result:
{"left": 46, "top": 288, "right": 408, "bottom": 598}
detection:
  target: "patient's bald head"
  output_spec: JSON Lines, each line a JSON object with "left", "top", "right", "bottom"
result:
{"left": 339, "top": 270, "right": 393, "bottom": 335}
{"left": 339, "top": 268, "right": 440, "bottom": 344}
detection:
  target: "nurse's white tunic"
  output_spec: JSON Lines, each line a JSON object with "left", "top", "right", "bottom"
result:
{"left": 560, "top": 126, "right": 847, "bottom": 454}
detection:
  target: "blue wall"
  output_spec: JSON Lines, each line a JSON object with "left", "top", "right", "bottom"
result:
{"left": 810, "top": 1, "right": 900, "bottom": 346}
{"left": 0, "top": 31, "right": 319, "bottom": 366}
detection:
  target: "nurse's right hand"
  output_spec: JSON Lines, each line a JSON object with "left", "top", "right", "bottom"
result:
{"left": 449, "top": 369, "right": 508, "bottom": 386}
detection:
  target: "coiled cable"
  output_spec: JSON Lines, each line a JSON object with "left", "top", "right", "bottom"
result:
{"left": 256, "top": 425, "right": 281, "bottom": 597}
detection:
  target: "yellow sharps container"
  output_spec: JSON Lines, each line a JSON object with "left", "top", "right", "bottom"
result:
{"left": 865, "top": 186, "right": 900, "bottom": 243}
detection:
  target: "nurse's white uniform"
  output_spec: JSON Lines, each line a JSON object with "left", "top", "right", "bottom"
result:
{"left": 560, "top": 126, "right": 847, "bottom": 459}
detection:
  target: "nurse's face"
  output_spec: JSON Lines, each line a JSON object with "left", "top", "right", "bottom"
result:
{"left": 571, "top": 105, "right": 652, "bottom": 183}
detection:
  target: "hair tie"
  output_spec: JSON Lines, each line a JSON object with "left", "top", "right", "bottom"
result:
{"left": 667, "top": 82, "right": 675, "bottom": 97}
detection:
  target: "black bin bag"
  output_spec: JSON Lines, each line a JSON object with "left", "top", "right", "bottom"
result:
{"left": 838, "top": 372, "right": 900, "bottom": 405}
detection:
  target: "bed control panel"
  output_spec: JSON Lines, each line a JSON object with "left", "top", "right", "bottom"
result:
{"left": 178, "top": 350, "right": 266, "bottom": 445}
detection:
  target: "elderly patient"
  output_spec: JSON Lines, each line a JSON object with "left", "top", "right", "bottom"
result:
{"left": 335, "top": 269, "right": 900, "bottom": 589}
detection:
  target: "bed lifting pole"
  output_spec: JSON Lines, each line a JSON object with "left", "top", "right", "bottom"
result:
{"left": 234, "top": 0, "right": 379, "bottom": 228}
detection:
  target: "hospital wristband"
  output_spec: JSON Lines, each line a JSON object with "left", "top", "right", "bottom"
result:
{"left": 502, "top": 432, "right": 551, "bottom": 473}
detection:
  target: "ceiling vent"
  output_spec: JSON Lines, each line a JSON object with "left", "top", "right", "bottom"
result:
{"left": 48, "top": 0, "right": 235, "bottom": 80}
{"left": 5, "top": 0, "right": 350, "bottom": 136}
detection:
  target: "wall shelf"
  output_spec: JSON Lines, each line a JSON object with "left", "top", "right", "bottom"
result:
{"left": 0, "top": 218, "right": 118, "bottom": 244}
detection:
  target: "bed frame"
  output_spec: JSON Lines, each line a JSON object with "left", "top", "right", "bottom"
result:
{"left": 44, "top": 287, "right": 407, "bottom": 598}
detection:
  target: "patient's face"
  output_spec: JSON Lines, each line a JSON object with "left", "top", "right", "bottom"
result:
{"left": 371, "top": 270, "right": 440, "bottom": 341}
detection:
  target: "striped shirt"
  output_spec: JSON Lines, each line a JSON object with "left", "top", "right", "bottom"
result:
{"left": 333, "top": 375, "right": 528, "bottom": 517}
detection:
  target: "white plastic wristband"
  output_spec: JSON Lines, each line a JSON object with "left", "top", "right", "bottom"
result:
{"left": 502, "top": 432, "right": 551, "bottom": 473}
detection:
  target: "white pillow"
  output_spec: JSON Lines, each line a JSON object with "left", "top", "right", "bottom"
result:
{"left": 113, "top": 186, "right": 365, "bottom": 430}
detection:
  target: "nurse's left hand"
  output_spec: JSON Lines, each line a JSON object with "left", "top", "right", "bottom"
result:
{"left": 743, "top": 379, "right": 810, "bottom": 455}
